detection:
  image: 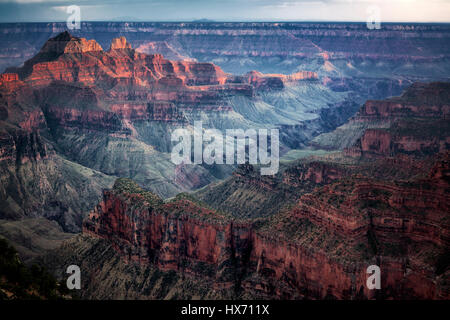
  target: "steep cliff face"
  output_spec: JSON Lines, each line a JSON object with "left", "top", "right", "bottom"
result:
{"left": 355, "top": 85, "right": 450, "bottom": 121}
{"left": 346, "top": 124, "right": 450, "bottom": 158}
{"left": 82, "top": 179, "right": 252, "bottom": 291}
{"left": 291, "top": 159, "right": 449, "bottom": 244}
{"left": 242, "top": 70, "right": 318, "bottom": 90}
{"left": 315, "top": 82, "right": 450, "bottom": 153}
{"left": 72, "top": 80, "right": 450, "bottom": 300}
{"left": 80, "top": 163, "right": 449, "bottom": 299}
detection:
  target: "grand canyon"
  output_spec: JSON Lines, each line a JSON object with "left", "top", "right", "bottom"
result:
{"left": 0, "top": 20, "right": 449, "bottom": 300}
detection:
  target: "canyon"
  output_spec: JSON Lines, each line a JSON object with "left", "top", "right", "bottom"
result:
{"left": 0, "top": 23, "right": 448, "bottom": 300}
{"left": 0, "top": 29, "right": 367, "bottom": 233}
{"left": 41, "top": 81, "right": 449, "bottom": 300}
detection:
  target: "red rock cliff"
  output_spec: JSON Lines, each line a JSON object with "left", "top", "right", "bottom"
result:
{"left": 83, "top": 172, "right": 449, "bottom": 299}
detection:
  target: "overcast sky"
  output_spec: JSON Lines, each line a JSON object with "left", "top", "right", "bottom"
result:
{"left": 0, "top": 0, "right": 449, "bottom": 23}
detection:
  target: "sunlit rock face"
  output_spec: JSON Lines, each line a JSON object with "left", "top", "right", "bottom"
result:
{"left": 0, "top": 31, "right": 341, "bottom": 232}
{"left": 110, "top": 36, "right": 131, "bottom": 50}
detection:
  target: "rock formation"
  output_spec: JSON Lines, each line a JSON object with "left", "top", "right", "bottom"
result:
{"left": 0, "top": 31, "right": 331, "bottom": 232}
{"left": 81, "top": 150, "right": 449, "bottom": 299}
{"left": 75, "top": 82, "right": 449, "bottom": 299}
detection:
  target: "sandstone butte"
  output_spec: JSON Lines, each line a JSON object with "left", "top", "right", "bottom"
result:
{"left": 0, "top": 30, "right": 317, "bottom": 168}
{"left": 2, "top": 31, "right": 318, "bottom": 133}
{"left": 0, "top": 31, "right": 317, "bottom": 168}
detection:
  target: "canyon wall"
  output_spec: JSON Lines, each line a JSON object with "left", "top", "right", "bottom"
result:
{"left": 81, "top": 164, "right": 449, "bottom": 299}
{"left": 1, "top": 22, "right": 449, "bottom": 78}
{"left": 76, "top": 80, "right": 450, "bottom": 299}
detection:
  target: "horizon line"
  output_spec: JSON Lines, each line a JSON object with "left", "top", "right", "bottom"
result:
{"left": 1, "top": 20, "right": 450, "bottom": 24}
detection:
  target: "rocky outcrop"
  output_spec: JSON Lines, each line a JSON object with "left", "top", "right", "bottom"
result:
{"left": 0, "top": 73, "right": 19, "bottom": 84}
{"left": 282, "top": 161, "right": 346, "bottom": 186}
{"left": 83, "top": 179, "right": 250, "bottom": 290}
{"left": 0, "top": 73, "right": 25, "bottom": 94}
{"left": 310, "top": 82, "right": 450, "bottom": 155}
{"left": 6, "top": 32, "right": 231, "bottom": 90}
{"left": 352, "top": 82, "right": 450, "bottom": 122}
{"left": 242, "top": 70, "right": 318, "bottom": 90}
{"left": 346, "top": 125, "right": 450, "bottom": 158}
{"left": 40, "top": 31, "right": 103, "bottom": 54}
{"left": 110, "top": 36, "right": 131, "bottom": 50}
{"left": 292, "top": 161, "right": 449, "bottom": 244}
{"left": 82, "top": 164, "right": 449, "bottom": 299}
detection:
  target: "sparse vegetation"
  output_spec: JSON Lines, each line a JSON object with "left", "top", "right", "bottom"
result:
{"left": 113, "top": 178, "right": 163, "bottom": 207}
{"left": 0, "top": 238, "right": 69, "bottom": 300}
